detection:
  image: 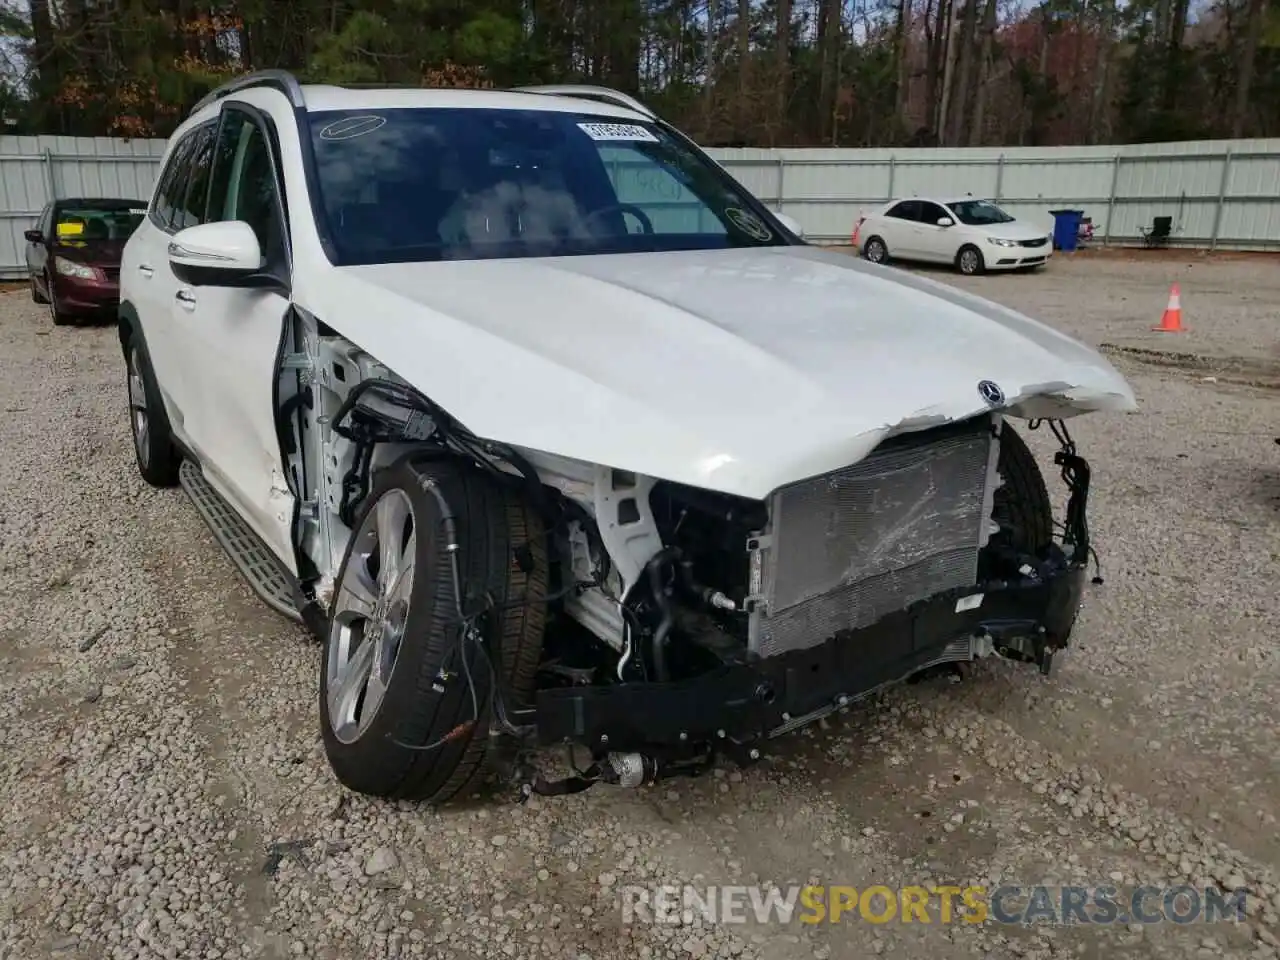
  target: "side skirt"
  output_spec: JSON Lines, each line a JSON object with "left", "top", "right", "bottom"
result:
{"left": 179, "top": 458, "right": 303, "bottom": 625}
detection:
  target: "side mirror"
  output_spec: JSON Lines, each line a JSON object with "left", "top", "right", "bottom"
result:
{"left": 24, "top": 229, "right": 42, "bottom": 243}
{"left": 936, "top": 217, "right": 954, "bottom": 227}
{"left": 168, "top": 221, "right": 269, "bottom": 288}
{"left": 774, "top": 212, "right": 804, "bottom": 239}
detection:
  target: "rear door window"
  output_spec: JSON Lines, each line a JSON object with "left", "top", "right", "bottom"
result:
{"left": 886, "top": 200, "right": 922, "bottom": 221}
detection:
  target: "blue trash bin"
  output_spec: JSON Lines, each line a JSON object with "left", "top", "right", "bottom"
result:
{"left": 1049, "top": 209, "right": 1084, "bottom": 252}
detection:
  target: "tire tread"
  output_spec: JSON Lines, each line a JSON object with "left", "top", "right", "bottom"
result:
{"left": 993, "top": 424, "right": 1053, "bottom": 552}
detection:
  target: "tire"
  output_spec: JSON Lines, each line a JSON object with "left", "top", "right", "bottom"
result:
{"left": 125, "top": 328, "right": 181, "bottom": 487}
{"left": 863, "top": 236, "right": 889, "bottom": 265}
{"left": 47, "top": 273, "right": 73, "bottom": 325}
{"left": 30, "top": 275, "right": 49, "bottom": 305}
{"left": 320, "top": 454, "right": 548, "bottom": 804}
{"left": 990, "top": 424, "right": 1052, "bottom": 556}
{"left": 956, "top": 245, "right": 985, "bottom": 276}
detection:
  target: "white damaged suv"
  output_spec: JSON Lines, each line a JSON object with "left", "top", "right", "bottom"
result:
{"left": 119, "top": 70, "right": 1135, "bottom": 804}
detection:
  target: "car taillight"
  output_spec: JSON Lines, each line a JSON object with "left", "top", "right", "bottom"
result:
{"left": 851, "top": 217, "right": 865, "bottom": 245}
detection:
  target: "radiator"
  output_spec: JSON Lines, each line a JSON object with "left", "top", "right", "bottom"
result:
{"left": 747, "top": 416, "right": 997, "bottom": 659}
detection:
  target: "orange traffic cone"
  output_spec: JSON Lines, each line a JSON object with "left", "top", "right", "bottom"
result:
{"left": 1153, "top": 282, "right": 1185, "bottom": 332}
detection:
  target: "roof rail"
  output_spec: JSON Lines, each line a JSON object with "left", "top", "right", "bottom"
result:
{"left": 191, "top": 69, "right": 307, "bottom": 116}
{"left": 512, "top": 85, "right": 657, "bottom": 120}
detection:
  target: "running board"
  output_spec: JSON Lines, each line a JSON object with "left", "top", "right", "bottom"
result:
{"left": 179, "top": 459, "right": 302, "bottom": 623}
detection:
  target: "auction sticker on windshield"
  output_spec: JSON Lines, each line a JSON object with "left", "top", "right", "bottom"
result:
{"left": 577, "top": 122, "right": 659, "bottom": 143}
{"left": 725, "top": 207, "right": 774, "bottom": 242}
{"left": 319, "top": 115, "right": 387, "bottom": 141}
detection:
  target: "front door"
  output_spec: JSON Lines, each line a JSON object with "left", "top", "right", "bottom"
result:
{"left": 170, "top": 105, "right": 297, "bottom": 573}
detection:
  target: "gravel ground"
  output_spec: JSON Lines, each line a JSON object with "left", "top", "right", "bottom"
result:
{"left": 1, "top": 252, "right": 1279, "bottom": 960}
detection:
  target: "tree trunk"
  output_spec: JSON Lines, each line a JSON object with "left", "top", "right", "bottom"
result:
{"left": 922, "top": 0, "right": 944, "bottom": 140}
{"left": 607, "top": 0, "right": 641, "bottom": 93}
{"left": 704, "top": 0, "right": 718, "bottom": 129}
{"left": 1230, "top": 0, "right": 1264, "bottom": 138}
{"left": 1089, "top": 0, "right": 1115, "bottom": 144}
{"left": 817, "top": 0, "right": 836, "bottom": 141}
{"left": 892, "top": 0, "right": 912, "bottom": 136}
{"left": 776, "top": 0, "right": 791, "bottom": 140}
{"left": 825, "top": 0, "right": 843, "bottom": 142}
{"left": 737, "top": 0, "right": 750, "bottom": 137}
{"left": 967, "top": 0, "right": 997, "bottom": 145}
{"left": 1161, "top": 0, "right": 1189, "bottom": 112}
{"left": 946, "top": 0, "right": 977, "bottom": 145}
{"left": 937, "top": 0, "right": 960, "bottom": 144}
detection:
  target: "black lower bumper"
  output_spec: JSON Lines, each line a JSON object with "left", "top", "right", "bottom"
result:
{"left": 534, "top": 559, "right": 1086, "bottom": 753}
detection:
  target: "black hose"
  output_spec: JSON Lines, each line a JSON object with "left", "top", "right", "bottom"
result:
{"left": 646, "top": 549, "right": 679, "bottom": 682}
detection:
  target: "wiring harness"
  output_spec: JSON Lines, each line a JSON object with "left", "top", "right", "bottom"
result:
{"left": 328, "top": 378, "right": 609, "bottom": 756}
{"left": 1027, "top": 417, "right": 1103, "bottom": 584}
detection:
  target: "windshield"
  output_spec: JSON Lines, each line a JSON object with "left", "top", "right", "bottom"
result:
{"left": 945, "top": 199, "right": 1015, "bottom": 226}
{"left": 54, "top": 203, "right": 146, "bottom": 244}
{"left": 306, "top": 107, "right": 789, "bottom": 265}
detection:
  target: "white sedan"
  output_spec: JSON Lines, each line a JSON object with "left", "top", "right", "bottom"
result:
{"left": 853, "top": 197, "right": 1054, "bottom": 275}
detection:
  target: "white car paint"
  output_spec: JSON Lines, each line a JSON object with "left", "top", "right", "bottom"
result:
{"left": 856, "top": 197, "right": 1054, "bottom": 273}
{"left": 300, "top": 245, "right": 1133, "bottom": 499}
{"left": 124, "top": 82, "right": 1135, "bottom": 583}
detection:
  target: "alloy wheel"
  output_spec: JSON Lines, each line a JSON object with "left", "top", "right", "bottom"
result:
{"left": 326, "top": 490, "right": 418, "bottom": 745}
{"left": 127, "top": 347, "right": 150, "bottom": 467}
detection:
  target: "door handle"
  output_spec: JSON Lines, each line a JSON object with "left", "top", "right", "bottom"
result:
{"left": 175, "top": 289, "right": 197, "bottom": 311}
{"left": 137, "top": 264, "right": 154, "bottom": 278}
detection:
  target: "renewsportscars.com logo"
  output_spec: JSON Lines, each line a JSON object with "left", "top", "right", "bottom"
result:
{"left": 619, "top": 884, "right": 1250, "bottom": 927}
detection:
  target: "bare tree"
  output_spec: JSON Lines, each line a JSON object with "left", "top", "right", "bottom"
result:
{"left": 1231, "top": 0, "right": 1266, "bottom": 138}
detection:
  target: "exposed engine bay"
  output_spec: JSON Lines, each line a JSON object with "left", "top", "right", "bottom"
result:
{"left": 283, "top": 323, "right": 1099, "bottom": 800}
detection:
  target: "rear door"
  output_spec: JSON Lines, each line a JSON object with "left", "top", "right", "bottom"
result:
{"left": 881, "top": 200, "right": 923, "bottom": 258}
{"left": 171, "top": 103, "right": 297, "bottom": 572}
{"left": 125, "top": 124, "right": 210, "bottom": 437}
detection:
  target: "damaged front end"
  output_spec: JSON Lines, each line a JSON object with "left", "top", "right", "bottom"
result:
{"left": 514, "top": 413, "right": 1098, "bottom": 798}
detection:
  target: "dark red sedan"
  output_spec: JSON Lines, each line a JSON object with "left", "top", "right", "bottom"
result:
{"left": 24, "top": 198, "right": 147, "bottom": 326}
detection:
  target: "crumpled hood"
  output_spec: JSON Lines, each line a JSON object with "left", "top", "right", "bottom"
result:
{"left": 305, "top": 245, "right": 1135, "bottom": 498}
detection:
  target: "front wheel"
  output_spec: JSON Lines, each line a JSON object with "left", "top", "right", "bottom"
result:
{"left": 956, "top": 245, "right": 985, "bottom": 276}
{"left": 47, "top": 274, "right": 73, "bottom": 325}
{"left": 990, "top": 424, "right": 1053, "bottom": 555}
{"left": 320, "top": 455, "right": 548, "bottom": 804}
